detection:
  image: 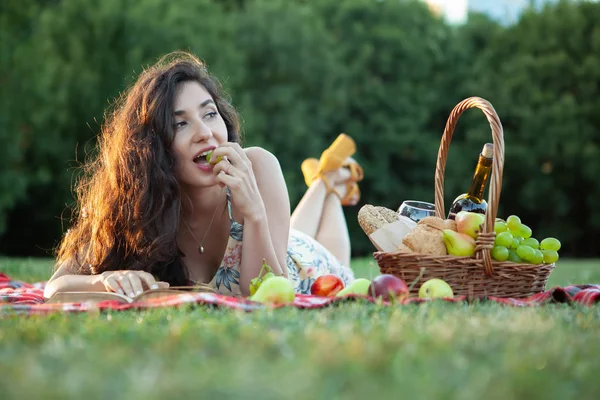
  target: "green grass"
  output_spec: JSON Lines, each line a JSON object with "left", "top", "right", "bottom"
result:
{"left": 1, "top": 257, "right": 599, "bottom": 400}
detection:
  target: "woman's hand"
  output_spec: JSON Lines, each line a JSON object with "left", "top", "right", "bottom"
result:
{"left": 212, "top": 143, "right": 267, "bottom": 222}
{"left": 100, "top": 270, "right": 169, "bottom": 297}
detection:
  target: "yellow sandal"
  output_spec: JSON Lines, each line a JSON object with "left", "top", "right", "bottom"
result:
{"left": 301, "top": 133, "right": 357, "bottom": 187}
{"left": 339, "top": 160, "right": 364, "bottom": 206}
{"left": 317, "top": 133, "right": 356, "bottom": 174}
{"left": 301, "top": 158, "right": 320, "bottom": 187}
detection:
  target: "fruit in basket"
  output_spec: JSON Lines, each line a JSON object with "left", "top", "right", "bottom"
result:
{"left": 310, "top": 274, "right": 345, "bottom": 297}
{"left": 510, "top": 237, "right": 523, "bottom": 250}
{"left": 511, "top": 223, "right": 532, "bottom": 239}
{"left": 494, "top": 231, "right": 513, "bottom": 248}
{"left": 541, "top": 249, "right": 559, "bottom": 264}
{"left": 418, "top": 278, "right": 454, "bottom": 299}
{"left": 531, "top": 249, "right": 544, "bottom": 265}
{"left": 519, "top": 224, "right": 532, "bottom": 239}
{"left": 497, "top": 220, "right": 562, "bottom": 264}
{"left": 335, "top": 278, "right": 371, "bottom": 297}
{"left": 540, "top": 237, "right": 561, "bottom": 252}
{"left": 250, "top": 276, "right": 295, "bottom": 305}
{"left": 506, "top": 215, "right": 521, "bottom": 232}
{"left": 442, "top": 229, "right": 475, "bottom": 256}
{"left": 516, "top": 245, "right": 535, "bottom": 261}
{"left": 491, "top": 245, "right": 509, "bottom": 261}
{"left": 442, "top": 211, "right": 561, "bottom": 264}
{"left": 508, "top": 250, "right": 523, "bottom": 263}
{"left": 494, "top": 221, "right": 508, "bottom": 234}
{"left": 521, "top": 238, "right": 539, "bottom": 249}
{"left": 368, "top": 274, "right": 409, "bottom": 301}
{"left": 456, "top": 211, "right": 485, "bottom": 239}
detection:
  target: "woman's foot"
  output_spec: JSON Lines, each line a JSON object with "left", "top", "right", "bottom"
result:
{"left": 301, "top": 133, "right": 356, "bottom": 187}
{"left": 323, "top": 157, "right": 362, "bottom": 206}
{"left": 301, "top": 134, "right": 363, "bottom": 206}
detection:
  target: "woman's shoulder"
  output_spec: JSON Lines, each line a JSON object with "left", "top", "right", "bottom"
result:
{"left": 244, "top": 146, "right": 282, "bottom": 173}
{"left": 244, "top": 146, "right": 278, "bottom": 163}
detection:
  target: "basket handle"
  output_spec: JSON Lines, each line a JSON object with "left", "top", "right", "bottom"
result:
{"left": 434, "top": 97, "right": 505, "bottom": 276}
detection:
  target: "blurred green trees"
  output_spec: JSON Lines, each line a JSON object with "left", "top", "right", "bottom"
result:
{"left": 0, "top": 0, "right": 598, "bottom": 257}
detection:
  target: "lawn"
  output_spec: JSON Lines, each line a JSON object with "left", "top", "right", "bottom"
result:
{"left": 1, "top": 257, "right": 599, "bottom": 399}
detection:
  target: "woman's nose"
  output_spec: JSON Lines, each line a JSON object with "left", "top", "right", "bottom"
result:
{"left": 192, "top": 119, "right": 213, "bottom": 141}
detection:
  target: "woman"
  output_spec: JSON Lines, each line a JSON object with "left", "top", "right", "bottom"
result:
{"left": 44, "top": 51, "right": 363, "bottom": 299}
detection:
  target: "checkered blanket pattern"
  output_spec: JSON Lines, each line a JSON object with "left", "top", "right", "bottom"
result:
{"left": 1, "top": 273, "right": 598, "bottom": 316}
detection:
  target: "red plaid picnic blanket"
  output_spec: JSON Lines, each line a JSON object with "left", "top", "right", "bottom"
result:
{"left": 1, "top": 273, "right": 599, "bottom": 316}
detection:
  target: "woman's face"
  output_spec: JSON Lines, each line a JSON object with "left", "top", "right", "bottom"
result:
{"left": 171, "top": 81, "right": 228, "bottom": 188}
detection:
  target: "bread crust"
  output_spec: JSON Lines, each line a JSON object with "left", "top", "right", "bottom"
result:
{"left": 358, "top": 205, "right": 399, "bottom": 235}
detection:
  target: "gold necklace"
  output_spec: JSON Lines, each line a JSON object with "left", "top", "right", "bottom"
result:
{"left": 182, "top": 188, "right": 224, "bottom": 254}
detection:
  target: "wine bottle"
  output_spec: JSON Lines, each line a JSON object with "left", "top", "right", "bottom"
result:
{"left": 447, "top": 143, "right": 493, "bottom": 220}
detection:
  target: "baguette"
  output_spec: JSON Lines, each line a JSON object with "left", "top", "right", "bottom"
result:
{"left": 358, "top": 205, "right": 400, "bottom": 236}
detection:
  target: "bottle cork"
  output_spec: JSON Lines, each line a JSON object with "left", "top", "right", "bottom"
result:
{"left": 481, "top": 143, "right": 494, "bottom": 159}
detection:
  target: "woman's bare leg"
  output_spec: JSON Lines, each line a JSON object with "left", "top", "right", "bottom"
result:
{"left": 290, "top": 179, "right": 329, "bottom": 238}
{"left": 314, "top": 192, "right": 351, "bottom": 267}
{"left": 290, "top": 166, "right": 357, "bottom": 266}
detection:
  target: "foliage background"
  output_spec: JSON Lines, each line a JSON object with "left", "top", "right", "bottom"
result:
{"left": 0, "top": 0, "right": 598, "bottom": 258}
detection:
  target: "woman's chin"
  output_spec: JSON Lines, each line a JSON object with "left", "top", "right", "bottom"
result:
{"left": 179, "top": 176, "right": 219, "bottom": 190}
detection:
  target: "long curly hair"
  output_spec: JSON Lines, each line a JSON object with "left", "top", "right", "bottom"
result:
{"left": 55, "top": 51, "right": 240, "bottom": 285}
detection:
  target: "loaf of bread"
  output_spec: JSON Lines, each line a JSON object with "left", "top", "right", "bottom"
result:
{"left": 401, "top": 216, "right": 452, "bottom": 256}
{"left": 358, "top": 205, "right": 400, "bottom": 236}
{"left": 397, "top": 243, "right": 413, "bottom": 253}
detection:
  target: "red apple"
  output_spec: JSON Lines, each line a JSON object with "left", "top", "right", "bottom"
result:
{"left": 310, "top": 274, "right": 345, "bottom": 297}
{"left": 368, "top": 274, "right": 409, "bottom": 301}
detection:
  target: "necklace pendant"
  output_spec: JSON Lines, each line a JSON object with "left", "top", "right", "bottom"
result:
{"left": 198, "top": 245, "right": 204, "bottom": 254}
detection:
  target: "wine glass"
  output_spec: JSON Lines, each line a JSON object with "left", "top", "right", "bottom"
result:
{"left": 398, "top": 200, "right": 436, "bottom": 223}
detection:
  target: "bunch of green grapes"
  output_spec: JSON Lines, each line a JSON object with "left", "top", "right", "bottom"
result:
{"left": 490, "top": 215, "right": 561, "bottom": 264}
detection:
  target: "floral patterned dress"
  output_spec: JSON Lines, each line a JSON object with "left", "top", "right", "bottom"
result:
{"left": 208, "top": 188, "right": 355, "bottom": 296}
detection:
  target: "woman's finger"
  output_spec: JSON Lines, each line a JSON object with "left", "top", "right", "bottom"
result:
{"left": 213, "top": 159, "right": 238, "bottom": 177}
{"left": 156, "top": 282, "right": 170, "bottom": 289}
{"left": 216, "top": 170, "right": 240, "bottom": 188}
{"left": 127, "top": 274, "right": 144, "bottom": 297}
{"left": 213, "top": 144, "right": 247, "bottom": 169}
{"left": 222, "top": 142, "right": 249, "bottom": 163}
{"left": 104, "top": 277, "right": 125, "bottom": 294}
{"left": 137, "top": 272, "right": 159, "bottom": 290}
{"left": 117, "top": 275, "right": 135, "bottom": 298}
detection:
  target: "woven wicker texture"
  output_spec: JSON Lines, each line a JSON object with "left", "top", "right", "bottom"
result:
{"left": 373, "top": 97, "right": 556, "bottom": 298}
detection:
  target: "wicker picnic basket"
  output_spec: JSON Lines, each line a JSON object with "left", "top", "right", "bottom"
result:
{"left": 373, "top": 97, "right": 556, "bottom": 298}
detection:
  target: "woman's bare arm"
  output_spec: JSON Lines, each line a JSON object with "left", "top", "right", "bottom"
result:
{"left": 44, "top": 263, "right": 167, "bottom": 299}
{"left": 44, "top": 264, "right": 106, "bottom": 298}
{"left": 236, "top": 147, "right": 291, "bottom": 295}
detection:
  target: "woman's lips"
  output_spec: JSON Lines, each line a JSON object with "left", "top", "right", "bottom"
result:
{"left": 194, "top": 160, "right": 214, "bottom": 172}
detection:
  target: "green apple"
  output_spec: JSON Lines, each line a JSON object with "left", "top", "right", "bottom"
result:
{"left": 418, "top": 278, "right": 454, "bottom": 299}
{"left": 335, "top": 278, "right": 371, "bottom": 297}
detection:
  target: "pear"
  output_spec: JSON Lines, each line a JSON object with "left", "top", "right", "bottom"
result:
{"left": 335, "top": 278, "right": 371, "bottom": 297}
{"left": 418, "top": 278, "right": 454, "bottom": 299}
{"left": 250, "top": 276, "right": 295, "bottom": 305}
{"left": 249, "top": 259, "right": 275, "bottom": 296}
{"left": 455, "top": 211, "right": 486, "bottom": 239}
{"left": 442, "top": 229, "right": 476, "bottom": 257}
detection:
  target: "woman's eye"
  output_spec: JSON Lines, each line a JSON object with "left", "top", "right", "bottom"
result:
{"left": 174, "top": 121, "right": 187, "bottom": 129}
{"left": 204, "top": 111, "right": 218, "bottom": 120}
